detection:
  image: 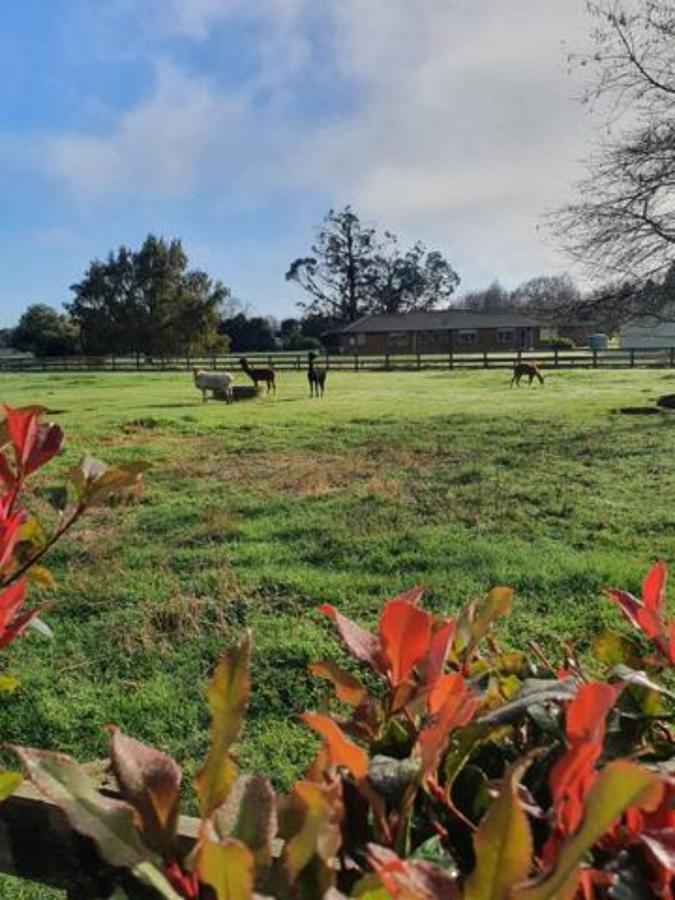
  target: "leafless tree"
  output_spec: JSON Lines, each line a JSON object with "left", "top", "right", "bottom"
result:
{"left": 555, "top": 0, "right": 675, "bottom": 321}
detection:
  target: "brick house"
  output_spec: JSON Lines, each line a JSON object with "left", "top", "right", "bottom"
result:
{"left": 338, "top": 310, "right": 547, "bottom": 354}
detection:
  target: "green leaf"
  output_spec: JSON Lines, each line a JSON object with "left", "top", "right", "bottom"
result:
{"left": 108, "top": 727, "right": 182, "bottom": 856}
{"left": 69, "top": 455, "right": 149, "bottom": 506}
{"left": 350, "top": 873, "right": 390, "bottom": 899}
{"left": 212, "top": 773, "right": 277, "bottom": 871}
{"left": 0, "top": 771, "right": 22, "bottom": 800}
{"left": 9, "top": 746, "right": 158, "bottom": 870}
{"left": 476, "top": 677, "right": 578, "bottom": 728}
{"left": 592, "top": 630, "right": 643, "bottom": 668}
{"left": 280, "top": 779, "right": 341, "bottom": 886}
{"left": 195, "top": 632, "right": 252, "bottom": 817}
{"left": 455, "top": 587, "right": 513, "bottom": 660}
{"left": 0, "top": 675, "right": 20, "bottom": 693}
{"left": 513, "top": 761, "right": 663, "bottom": 899}
{"left": 198, "top": 838, "right": 254, "bottom": 900}
{"left": 464, "top": 759, "right": 533, "bottom": 900}
{"left": 133, "top": 861, "right": 183, "bottom": 899}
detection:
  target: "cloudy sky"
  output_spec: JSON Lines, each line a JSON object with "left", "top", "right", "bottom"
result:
{"left": 0, "top": 0, "right": 597, "bottom": 326}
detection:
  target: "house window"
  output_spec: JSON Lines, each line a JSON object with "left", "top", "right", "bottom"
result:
{"left": 457, "top": 330, "right": 477, "bottom": 345}
{"left": 419, "top": 330, "right": 446, "bottom": 346}
{"left": 389, "top": 332, "right": 409, "bottom": 349}
{"left": 356, "top": 333, "right": 366, "bottom": 347}
{"left": 496, "top": 328, "right": 515, "bottom": 345}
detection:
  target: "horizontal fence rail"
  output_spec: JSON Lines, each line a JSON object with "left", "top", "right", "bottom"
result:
{"left": 1, "top": 347, "right": 675, "bottom": 373}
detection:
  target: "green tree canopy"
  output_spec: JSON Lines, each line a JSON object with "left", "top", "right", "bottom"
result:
{"left": 68, "top": 235, "right": 229, "bottom": 354}
{"left": 220, "top": 313, "right": 277, "bottom": 352}
{"left": 11, "top": 304, "right": 80, "bottom": 357}
{"left": 286, "top": 206, "right": 460, "bottom": 321}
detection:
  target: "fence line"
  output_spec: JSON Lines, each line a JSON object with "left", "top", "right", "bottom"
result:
{"left": 1, "top": 347, "right": 675, "bottom": 373}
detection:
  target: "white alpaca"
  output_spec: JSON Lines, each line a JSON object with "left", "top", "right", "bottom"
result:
{"left": 193, "top": 369, "right": 235, "bottom": 404}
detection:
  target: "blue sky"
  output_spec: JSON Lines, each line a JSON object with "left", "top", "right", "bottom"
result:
{"left": 0, "top": 0, "right": 595, "bottom": 327}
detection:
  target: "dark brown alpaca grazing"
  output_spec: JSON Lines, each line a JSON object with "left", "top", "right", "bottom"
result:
{"left": 307, "top": 352, "right": 327, "bottom": 398}
{"left": 239, "top": 358, "right": 276, "bottom": 393}
{"left": 511, "top": 362, "right": 544, "bottom": 387}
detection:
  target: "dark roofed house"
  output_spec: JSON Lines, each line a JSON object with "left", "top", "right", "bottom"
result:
{"left": 338, "top": 310, "right": 546, "bottom": 354}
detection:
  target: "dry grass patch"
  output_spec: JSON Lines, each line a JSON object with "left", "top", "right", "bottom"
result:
{"left": 171, "top": 440, "right": 440, "bottom": 499}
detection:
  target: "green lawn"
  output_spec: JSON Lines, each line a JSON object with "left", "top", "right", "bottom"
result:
{"left": 0, "top": 367, "right": 673, "bottom": 799}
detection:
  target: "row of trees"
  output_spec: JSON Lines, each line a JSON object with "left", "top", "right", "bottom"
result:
{"left": 3, "top": 214, "right": 463, "bottom": 356}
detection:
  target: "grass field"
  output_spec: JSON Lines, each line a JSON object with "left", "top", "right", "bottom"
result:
{"left": 0, "top": 367, "right": 674, "bottom": 816}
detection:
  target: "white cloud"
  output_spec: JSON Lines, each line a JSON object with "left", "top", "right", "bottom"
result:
{"left": 40, "top": 0, "right": 599, "bottom": 291}
{"left": 44, "top": 61, "right": 245, "bottom": 201}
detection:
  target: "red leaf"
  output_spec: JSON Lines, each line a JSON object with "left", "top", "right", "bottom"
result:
{"left": 367, "top": 844, "right": 459, "bottom": 899}
{"left": 301, "top": 712, "right": 368, "bottom": 779}
{"left": 417, "top": 673, "right": 477, "bottom": 774}
{"left": 4, "top": 407, "right": 38, "bottom": 470}
{"left": 24, "top": 423, "right": 63, "bottom": 476}
{"left": 0, "top": 506, "right": 24, "bottom": 571}
{"left": 0, "top": 581, "right": 27, "bottom": 636}
{"left": 379, "top": 598, "right": 432, "bottom": 685}
{"left": 318, "top": 604, "right": 383, "bottom": 672}
{"left": 643, "top": 561, "right": 667, "bottom": 614}
{"left": 566, "top": 682, "right": 621, "bottom": 745}
{"left": 395, "top": 585, "right": 425, "bottom": 606}
{"left": 607, "top": 588, "right": 661, "bottom": 641}
{"left": 547, "top": 682, "right": 622, "bottom": 841}
{"left": 419, "top": 620, "right": 457, "bottom": 687}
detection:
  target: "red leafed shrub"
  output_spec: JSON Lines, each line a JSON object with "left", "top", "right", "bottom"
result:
{"left": 3, "top": 407, "right": 675, "bottom": 898}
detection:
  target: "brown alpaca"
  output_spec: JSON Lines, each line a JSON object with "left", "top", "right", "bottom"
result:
{"left": 511, "top": 362, "right": 544, "bottom": 387}
{"left": 239, "top": 357, "right": 276, "bottom": 393}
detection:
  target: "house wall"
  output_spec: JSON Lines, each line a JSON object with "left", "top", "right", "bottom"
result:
{"left": 340, "top": 327, "right": 542, "bottom": 354}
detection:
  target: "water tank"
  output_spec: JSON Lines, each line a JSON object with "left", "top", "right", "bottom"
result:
{"left": 589, "top": 333, "right": 609, "bottom": 350}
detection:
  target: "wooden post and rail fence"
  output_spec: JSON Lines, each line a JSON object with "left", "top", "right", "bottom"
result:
{"left": 1, "top": 347, "right": 675, "bottom": 373}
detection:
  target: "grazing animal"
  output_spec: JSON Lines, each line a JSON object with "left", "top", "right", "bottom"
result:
{"left": 511, "top": 362, "right": 544, "bottom": 387}
{"left": 239, "top": 358, "right": 276, "bottom": 394}
{"left": 307, "top": 352, "right": 327, "bottom": 397}
{"left": 193, "top": 369, "right": 235, "bottom": 404}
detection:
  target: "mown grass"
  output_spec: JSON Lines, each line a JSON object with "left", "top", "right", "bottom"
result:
{"left": 0, "top": 368, "right": 673, "bottom": 890}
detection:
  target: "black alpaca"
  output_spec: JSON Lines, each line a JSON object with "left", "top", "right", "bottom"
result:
{"left": 307, "top": 352, "right": 327, "bottom": 398}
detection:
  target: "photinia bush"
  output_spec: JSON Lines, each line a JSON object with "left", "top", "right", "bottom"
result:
{"left": 2, "top": 405, "right": 674, "bottom": 897}
{"left": 8, "top": 560, "right": 675, "bottom": 898}
{"left": 0, "top": 404, "right": 148, "bottom": 800}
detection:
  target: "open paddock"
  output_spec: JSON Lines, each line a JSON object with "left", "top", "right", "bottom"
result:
{"left": 0, "top": 367, "right": 673, "bottom": 811}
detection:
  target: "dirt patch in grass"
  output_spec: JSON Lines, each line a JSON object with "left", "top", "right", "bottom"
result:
{"left": 138, "top": 592, "right": 231, "bottom": 651}
{"left": 171, "top": 441, "right": 438, "bottom": 498}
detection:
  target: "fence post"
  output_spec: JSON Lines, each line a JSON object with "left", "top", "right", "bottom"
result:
{"left": 296, "top": 355, "right": 301, "bottom": 370}
{"left": 630, "top": 349, "right": 635, "bottom": 368}
{"left": 449, "top": 351, "right": 453, "bottom": 369}
{"left": 554, "top": 348, "right": 559, "bottom": 368}
{"left": 326, "top": 353, "right": 331, "bottom": 370}
{"left": 416, "top": 352, "right": 421, "bottom": 370}
{"left": 483, "top": 351, "right": 488, "bottom": 369}
{"left": 354, "top": 353, "right": 359, "bottom": 371}
{"left": 385, "top": 353, "right": 390, "bottom": 371}
{"left": 670, "top": 347, "right": 674, "bottom": 369}
{"left": 592, "top": 349, "right": 598, "bottom": 369}
{"left": 517, "top": 349, "right": 522, "bottom": 363}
